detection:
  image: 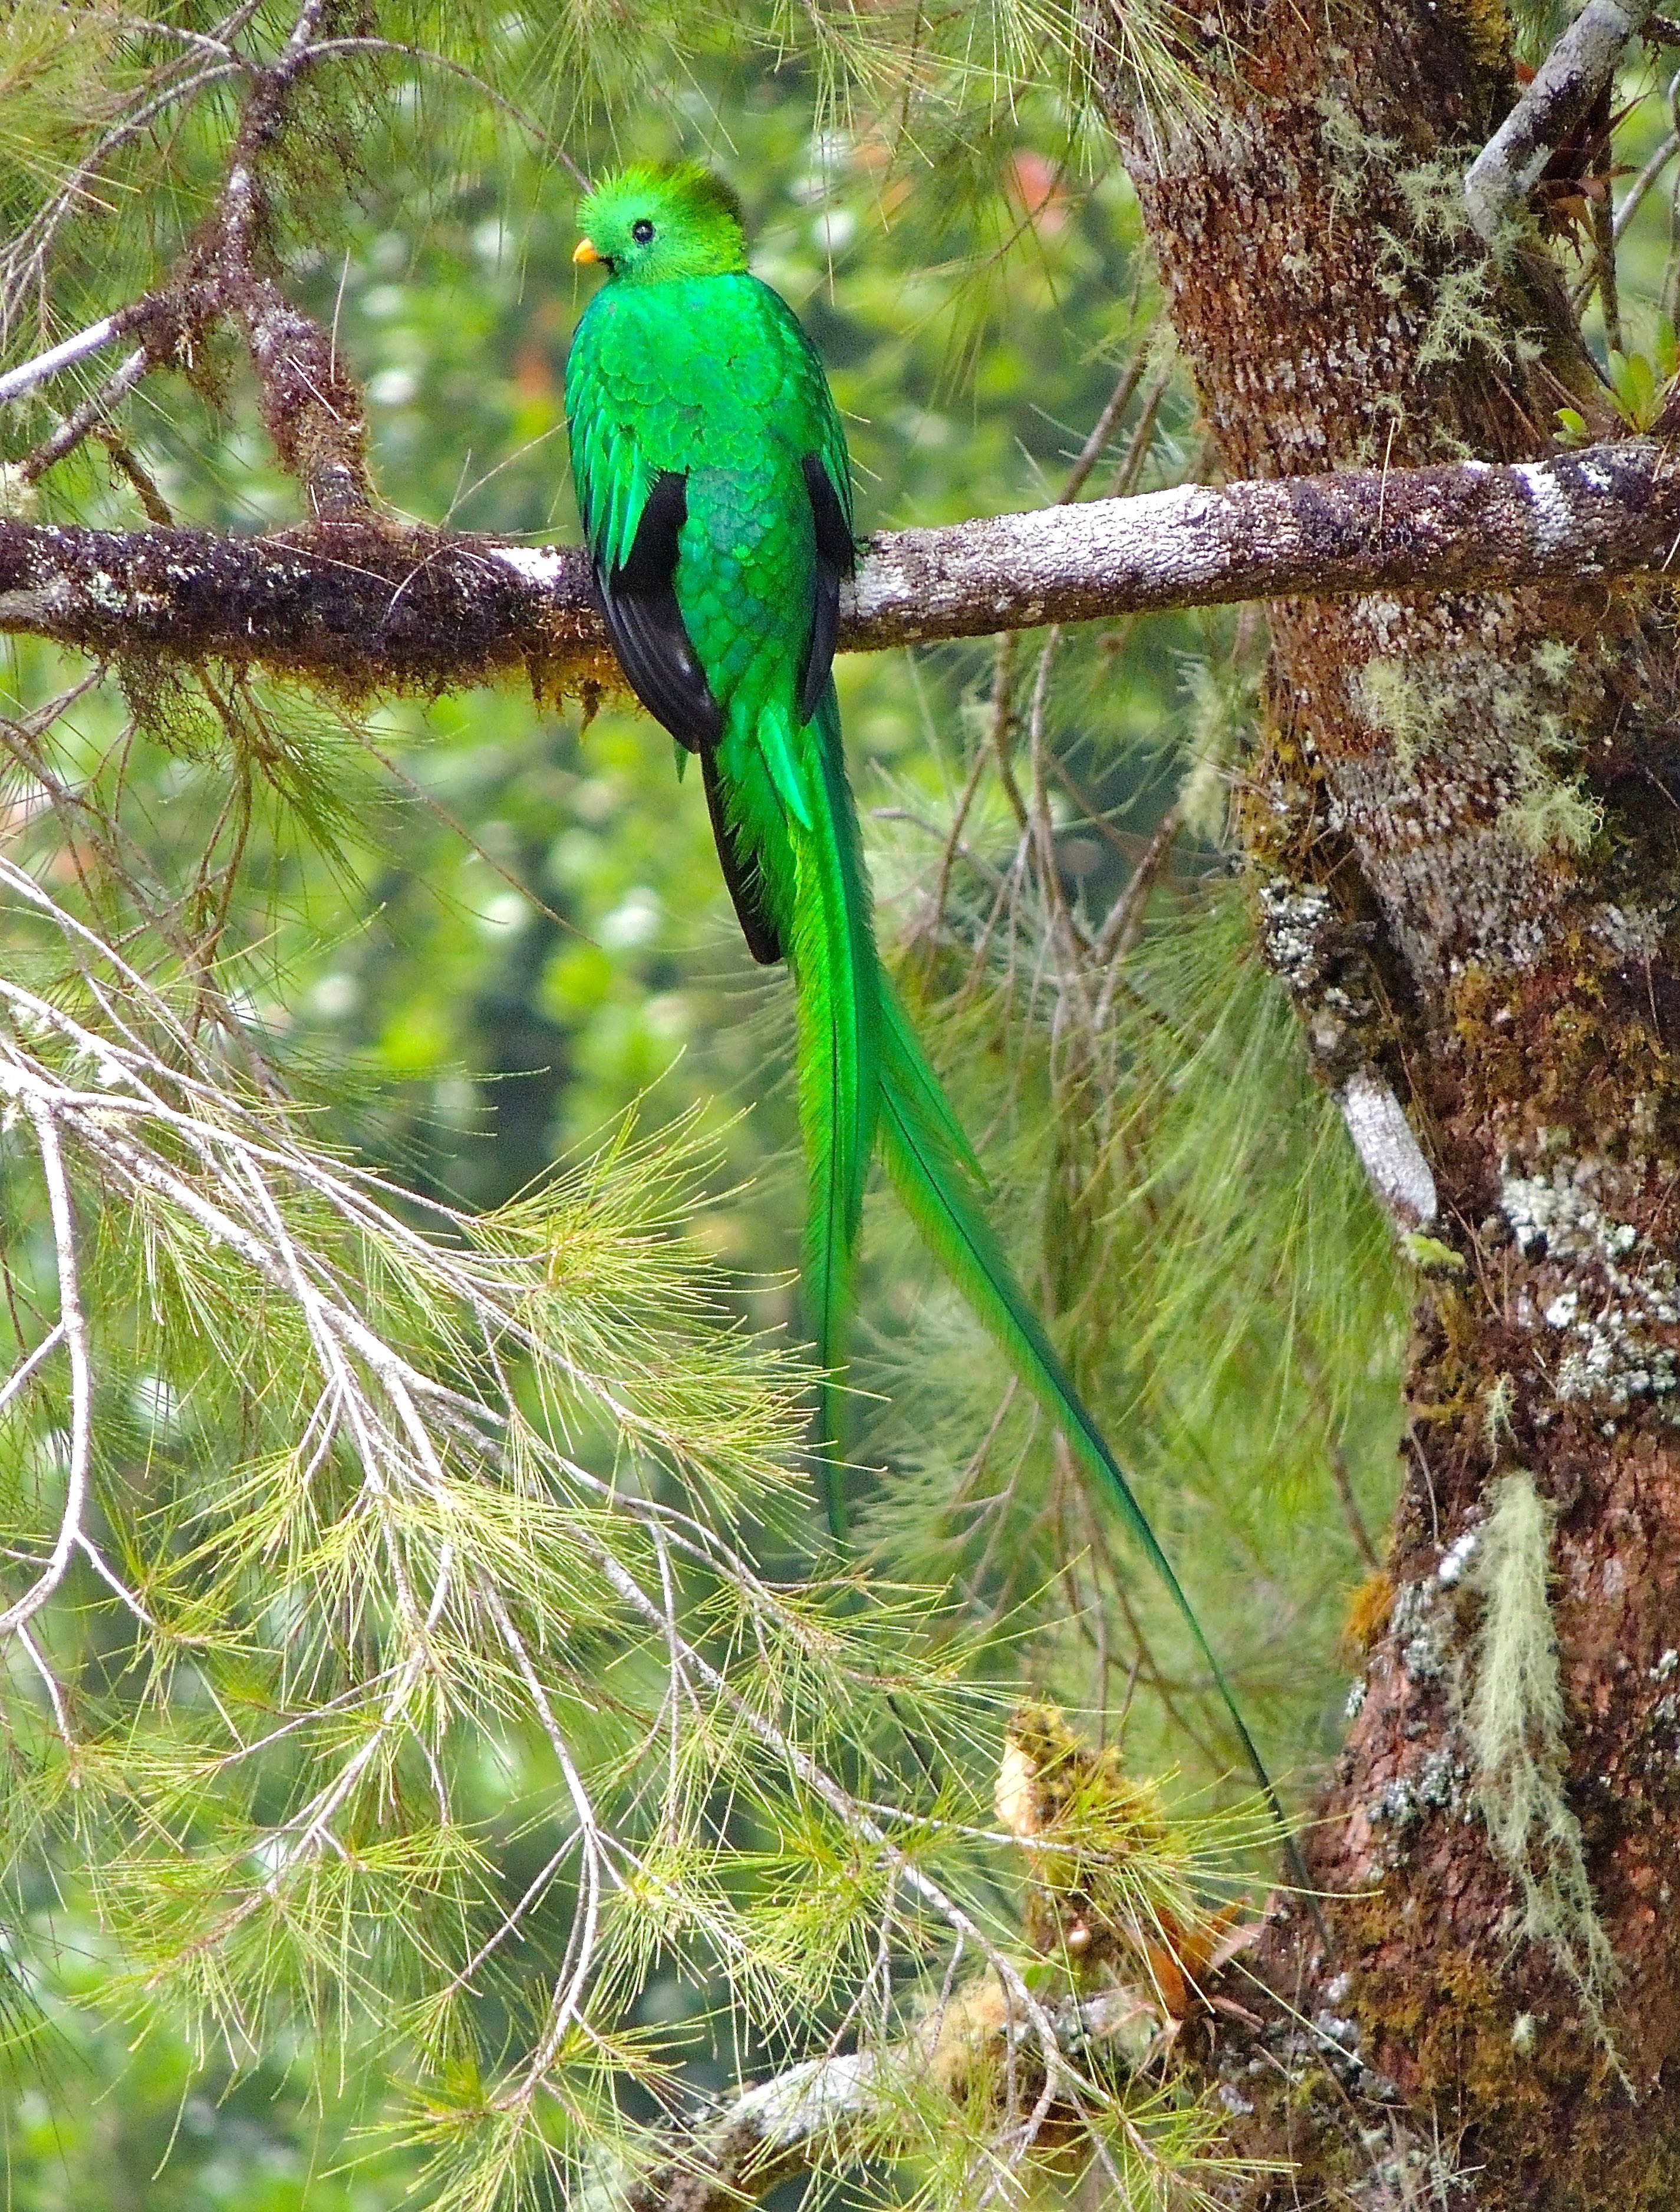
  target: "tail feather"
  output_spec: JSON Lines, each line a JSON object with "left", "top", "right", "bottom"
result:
{"left": 784, "top": 690, "right": 879, "bottom": 1537}
{"left": 879, "top": 979, "right": 984, "bottom": 1185}
{"left": 875, "top": 1007, "right": 1296, "bottom": 1839}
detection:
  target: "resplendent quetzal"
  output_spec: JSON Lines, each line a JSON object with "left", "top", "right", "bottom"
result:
{"left": 564, "top": 163, "right": 1287, "bottom": 1819}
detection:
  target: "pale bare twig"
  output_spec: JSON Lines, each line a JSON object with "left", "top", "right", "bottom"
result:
{"left": 0, "top": 1322, "right": 65, "bottom": 1417}
{"left": 0, "top": 311, "right": 133, "bottom": 406}
{"left": 17, "top": 1621, "right": 71, "bottom": 1740}
{"left": 0, "top": 1105, "right": 92, "bottom": 1640}
{"left": 480, "top": 1575, "right": 612, "bottom": 2097}
{"left": 74, "top": 1532, "right": 156, "bottom": 1625}
{"left": 22, "top": 343, "right": 152, "bottom": 481}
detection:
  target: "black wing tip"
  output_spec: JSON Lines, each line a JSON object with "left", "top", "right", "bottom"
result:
{"left": 802, "top": 453, "right": 857, "bottom": 574}
{"left": 799, "top": 453, "right": 854, "bottom": 724}
{"left": 599, "top": 469, "right": 724, "bottom": 751}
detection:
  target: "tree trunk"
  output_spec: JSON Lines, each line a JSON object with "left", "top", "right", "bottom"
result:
{"left": 1087, "top": 5, "right": 1680, "bottom": 2204}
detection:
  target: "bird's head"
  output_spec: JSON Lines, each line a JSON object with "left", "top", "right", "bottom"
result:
{"left": 573, "top": 164, "right": 750, "bottom": 285}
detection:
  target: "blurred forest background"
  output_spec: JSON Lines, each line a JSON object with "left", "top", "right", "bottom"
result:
{"left": 0, "top": 4, "right": 1665, "bottom": 2204}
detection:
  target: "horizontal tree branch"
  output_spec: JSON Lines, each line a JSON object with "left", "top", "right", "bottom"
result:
{"left": 0, "top": 437, "right": 1675, "bottom": 693}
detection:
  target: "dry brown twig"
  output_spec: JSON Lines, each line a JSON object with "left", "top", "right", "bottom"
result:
{"left": 4, "top": 0, "right": 410, "bottom": 510}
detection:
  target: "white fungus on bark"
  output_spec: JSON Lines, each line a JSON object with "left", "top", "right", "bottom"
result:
{"left": 1337, "top": 1069, "right": 1439, "bottom": 1231}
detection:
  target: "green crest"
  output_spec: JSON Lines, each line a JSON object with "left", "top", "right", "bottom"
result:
{"left": 575, "top": 163, "right": 749, "bottom": 283}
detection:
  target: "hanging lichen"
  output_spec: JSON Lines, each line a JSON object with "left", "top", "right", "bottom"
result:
{"left": 1460, "top": 1471, "right": 1622, "bottom": 2068}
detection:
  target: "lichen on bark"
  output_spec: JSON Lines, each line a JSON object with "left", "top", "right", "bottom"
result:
{"left": 1085, "top": 0, "right": 1680, "bottom": 2200}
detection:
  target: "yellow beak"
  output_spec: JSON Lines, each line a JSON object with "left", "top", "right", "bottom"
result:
{"left": 572, "top": 238, "right": 601, "bottom": 266}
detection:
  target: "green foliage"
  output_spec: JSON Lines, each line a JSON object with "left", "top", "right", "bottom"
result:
{"left": 1554, "top": 403, "right": 1595, "bottom": 447}
{"left": 1594, "top": 306, "right": 1680, "bottom": 439}
{"left": 0, "top": 4, "right": 1420, "bottom": 2204}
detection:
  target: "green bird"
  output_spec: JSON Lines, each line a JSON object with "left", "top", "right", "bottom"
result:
{"left": 564, "top": 164, "right": 1293, "bottom": 1838}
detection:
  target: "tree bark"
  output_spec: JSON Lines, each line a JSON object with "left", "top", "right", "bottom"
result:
{"left": 1087, "top": 4, "right": 1680, "bottom": 2203}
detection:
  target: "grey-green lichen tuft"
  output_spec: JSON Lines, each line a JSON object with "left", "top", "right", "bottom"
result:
{"left": 1459, "top": 1471, "right": 1623, "bottom": 2071}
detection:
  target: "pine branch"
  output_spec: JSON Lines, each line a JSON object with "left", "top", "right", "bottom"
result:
{"left": 0, "top": 438, "right": 1675, "bottom": 689}
{"left": 5, "top": 0, "right": 374, "bottom": 511}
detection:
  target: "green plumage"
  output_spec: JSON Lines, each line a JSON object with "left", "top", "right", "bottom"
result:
{"left": 564, "top": 166, "right": 1293, "bottom": 1844}
{"left": 566, "top": 166, "right": 874, "bottom": 1513}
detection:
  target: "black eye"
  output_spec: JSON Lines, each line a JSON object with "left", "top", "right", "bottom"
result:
{"left": 631, "top": 219, "right": 655, "bottom": 245}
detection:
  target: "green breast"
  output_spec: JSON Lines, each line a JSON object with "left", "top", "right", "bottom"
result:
{"left": 570, "top": 273, "right": 829, "bottom": 474}
{"left": 568, "top": 272, "right": 833, "bottom": 713}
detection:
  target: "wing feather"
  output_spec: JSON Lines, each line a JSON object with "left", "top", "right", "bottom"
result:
{"left": 597, "top": 471, "right": 722, "bottom": 751}
{"left": 798, "top": 451, "right": 857, "bottom": 727}
{"left": 566, "top": 312, "right": 720, "bottom": 750}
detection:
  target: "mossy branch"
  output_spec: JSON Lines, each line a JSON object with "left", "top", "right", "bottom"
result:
{"left": 1464, "top": 0, "right": 1657, "bottom": 240}
{"left": 1, "top": 438, "right": 1678, "bottom": 693}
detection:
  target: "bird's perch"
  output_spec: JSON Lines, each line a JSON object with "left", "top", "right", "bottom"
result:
{"left": 0, "top": 437, "right": 1674, "bottom": 688}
